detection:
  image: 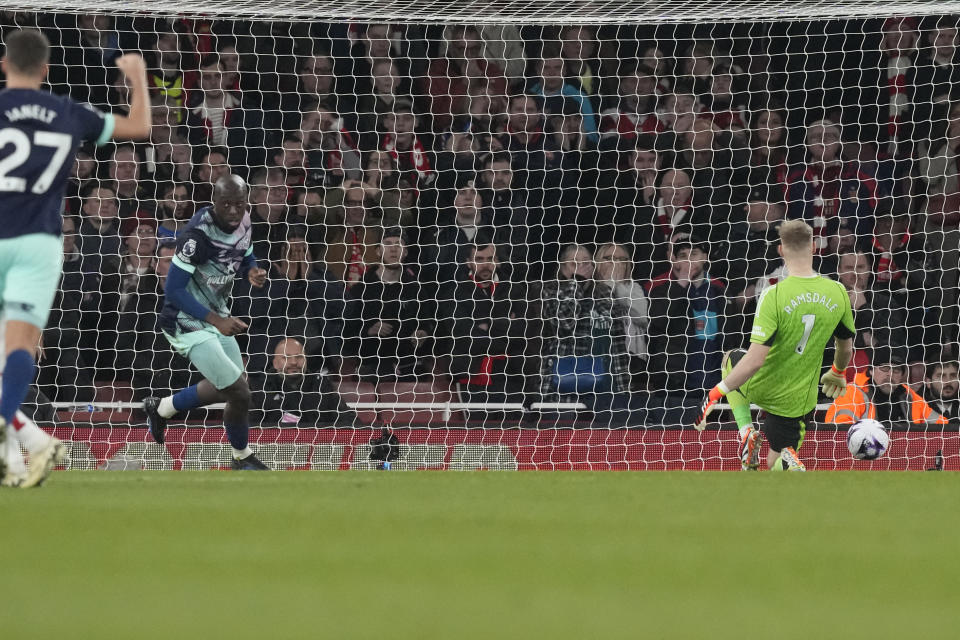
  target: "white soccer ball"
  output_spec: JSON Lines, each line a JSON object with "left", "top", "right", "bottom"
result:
{"left": 846, "top": 419, "right": 890, "bottom": 461}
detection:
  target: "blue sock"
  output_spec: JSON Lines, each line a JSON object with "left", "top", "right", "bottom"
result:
{"left": 1, "top": 349, "right": 35, "bottom": 425}
{"left": 172, "top": 384, "right": 202, "bottom": 412}
{"left": 224, "top": 422, "right": 249, "bottom": 451}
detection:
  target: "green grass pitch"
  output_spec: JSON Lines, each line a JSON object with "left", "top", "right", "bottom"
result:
{"left": 2, "top": 471, "right": 958, "bottom": 639}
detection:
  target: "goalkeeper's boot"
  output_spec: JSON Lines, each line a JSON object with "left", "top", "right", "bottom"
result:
{"left": 779, "top": 447, "right": 806, "bottom": 472}
{"left": 231, "top": 453, "right": 270, "bottom": 471}
{"left": 738, "top": 426, "right": 763, "bottom": 471}
{"left": 20, "top": 438, "right": 67, "bottom": 488}
{"left": 143, "top": 397, "right": 168, "bottom": 445}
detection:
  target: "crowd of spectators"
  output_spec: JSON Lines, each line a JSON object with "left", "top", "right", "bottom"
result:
{"left": 3, "top": 11, "right": 960, "bottom": 425}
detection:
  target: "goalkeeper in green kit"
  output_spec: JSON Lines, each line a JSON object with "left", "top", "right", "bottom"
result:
{"left": 693, "top": 220, "right": 856, "bottom": 471}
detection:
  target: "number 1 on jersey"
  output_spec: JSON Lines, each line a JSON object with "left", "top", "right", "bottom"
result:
{"left": 796, "top": 313, "right": 816, "bottom": 354}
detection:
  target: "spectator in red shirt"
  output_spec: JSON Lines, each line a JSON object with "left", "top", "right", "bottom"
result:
{"left": 786, "top": 118, "right": 878, "bottom": 250}
{"left": 599, "top": 64, "right": 664, "bottom": 148}
{"left": 701, "top": 62, "right": 748, "bottom": 133}
{"left": 440, "top": 238, "right": 536, "bottom": 407}
{"left": 654, "top": 167, "right": 711, "bottom": 242}
{"left": 640, "top": 45, "right": 672, "bottom": 95}
{"left": 381, "top": 101, "right": 434, "bottom": 192}
{"left": 880, "top": 17, "right": 920, "bottom": 157}
{"left": 186, "top": 53, "right": 270, "bottom": 168}
{"left": 746, "top": 106, "right": 789, "bottom": 195}
{"left": 657, "top": 84, "right": 701, "bottom": 152}
{"left": 424, "top": 24, "right": 507, "bottom": 134}
{"left": 353, "top": 57, "right": 412, "bottom": 152}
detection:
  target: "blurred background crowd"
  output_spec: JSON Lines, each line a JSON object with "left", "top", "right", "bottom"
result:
{"left": 1, "top": 11, "right": 958, "bottom": 425}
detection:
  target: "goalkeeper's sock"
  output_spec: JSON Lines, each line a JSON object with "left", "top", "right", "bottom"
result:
{"left": 224, "top": 421, "right": 250, "bottom": 458}
{"left": 0, "top": 350, "right": 35, "bottom": 426}
{"left": 769, "top": 454, "right": 785, "bottom": 471}
{"left": 164, "top": 384, "right": 203, "bottom": 417}
{"left": 12, "top": 412, "right": 52, "bottom": 453}
{"left": 725, "top": 389, "right": 753, "bottom": 431}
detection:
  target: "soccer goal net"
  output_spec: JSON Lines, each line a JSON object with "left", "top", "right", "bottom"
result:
{"left": 2, "top": 0, "right": 958, "bottom": 471}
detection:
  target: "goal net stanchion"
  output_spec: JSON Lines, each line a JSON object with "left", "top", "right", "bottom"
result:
{"left": 2, "top": 2, "right": 958, "bottom": 470}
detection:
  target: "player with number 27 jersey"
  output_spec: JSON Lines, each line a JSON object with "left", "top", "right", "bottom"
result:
{"left": 0, "top": 29, "right": 150, "bottom": 489}
{"left": 0, "top": 90, "right": 113, "bottom": 239}
{"left": 0, "top": 90, "right": 113, "bottom": 330}
{"left": 742, "top": 276, "right": 856, "bottom": 418}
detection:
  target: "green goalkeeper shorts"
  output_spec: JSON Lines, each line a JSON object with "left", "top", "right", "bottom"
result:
{"left": 0, "top": 233, "right": 63, "bottom": 329}
{"left": 163, "top": 327, "right": 244, "bottom": 390}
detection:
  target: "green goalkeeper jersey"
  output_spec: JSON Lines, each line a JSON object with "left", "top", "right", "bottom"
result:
{"left": 741, "top": 274, "right": 856, "bottom": 418}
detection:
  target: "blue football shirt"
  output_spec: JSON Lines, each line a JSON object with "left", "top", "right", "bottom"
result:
{"left": 0, "top": 88, "right": 113, "bottom": 239}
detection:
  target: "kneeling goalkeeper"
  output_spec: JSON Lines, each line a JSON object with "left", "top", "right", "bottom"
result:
{"left": 144, "top": 175, "right": 270, "bottom": 470}
{"left": 694, "top": 220, "right": 856, "bottom": 471}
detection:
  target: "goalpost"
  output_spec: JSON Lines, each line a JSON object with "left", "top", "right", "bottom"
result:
{"left": 2, "top": 0, "right": 958, "bottom": 470}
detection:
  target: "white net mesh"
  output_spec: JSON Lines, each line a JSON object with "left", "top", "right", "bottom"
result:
{"left": 0, "top": 3, "right": 957, "bottom": 471}
{"left": 6, "top": 1, "right": 960, "bottom": 22}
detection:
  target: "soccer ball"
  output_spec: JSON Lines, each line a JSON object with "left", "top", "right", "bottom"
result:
{"left": 846, "top": 419, "right": 890, "bottom": 460}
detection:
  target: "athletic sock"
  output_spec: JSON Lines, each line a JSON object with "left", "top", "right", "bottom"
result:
{"left": 726, "top": 389, "right": 753, "bottom": 430}
{"left": 13, "top": 413, "right": 52, "bottom": 453}
{"left": 0, "top": 350, "right": 35, "bottom": 426}
{"left": 224, "top": 421, "right": 249, "bottom": 456}
{"left": 157, "top": 396, "right": 176, "bottom": 418}
{"left": 769, "top": 454, "right": 785, "bottom": 471}
{"left": 232, "top": 446, "right": 253, "bottom": 460}
{"left": 166, "top": 384, "right": 203, "bottom": 417}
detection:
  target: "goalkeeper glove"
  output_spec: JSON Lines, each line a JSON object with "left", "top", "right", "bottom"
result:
{"left": 694, "top": 384, "right": 727, "bottom": 431}
{"left": 820, "top": 364, "right": 847, "bottom": 399}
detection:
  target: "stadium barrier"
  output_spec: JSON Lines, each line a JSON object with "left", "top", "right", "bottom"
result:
{"left": 47, "top": 426, "right": 957, "bottom": 471}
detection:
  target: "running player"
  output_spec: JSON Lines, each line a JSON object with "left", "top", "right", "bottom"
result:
{"left": 0, "top": 29, "right": 150, "bottom": 487}
{"left": 694, "top": 220, "right": 855, "bottom": 471}
{"left": 143, "top": 174, "right": 270, "bottom": 470}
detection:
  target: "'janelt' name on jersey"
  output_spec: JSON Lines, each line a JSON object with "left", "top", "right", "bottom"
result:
{"left": 4, "top": 104, "right": 58, "bottom": 123}
{"left": 782, "top": 291, "right": 839, "bottom": 314}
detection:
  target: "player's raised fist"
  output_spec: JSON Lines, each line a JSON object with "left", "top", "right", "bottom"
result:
{"left": 115, "top": 53, "right": 147, "bottom": 78}
{"left": 248, "top": 267, "right": 267, "bottom": 288}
